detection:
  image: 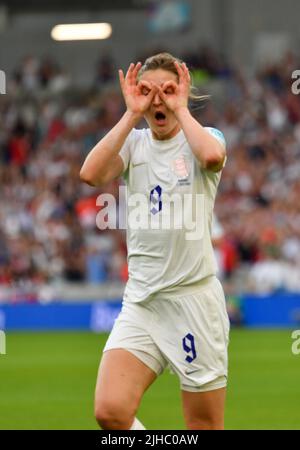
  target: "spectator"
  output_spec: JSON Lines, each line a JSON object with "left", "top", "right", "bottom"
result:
{"left": 0, "top": 49, "right": 300, "bottom": 301}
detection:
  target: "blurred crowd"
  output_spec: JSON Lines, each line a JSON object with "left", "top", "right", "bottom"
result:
{"left": 0, "top": 48, "right": 300, "bottom": 301}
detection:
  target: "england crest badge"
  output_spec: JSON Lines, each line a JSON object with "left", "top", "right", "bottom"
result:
{"left": 172, "top": 155, "right": 191, "bottom": 185}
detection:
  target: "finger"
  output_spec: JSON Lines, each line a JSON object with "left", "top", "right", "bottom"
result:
{"left": 119, "top": 69, "right": 125, "bottom": 85}
{"left": 138, "top": 83, "right": 151, "bottom": 96}
{"left": 147, "top": 85, "right": 159, "bottom": 102}
{"left": 118, "top": 69, "right": 125, "bottom": 90}
{"left": 161, "top": 80, "right": 178, "bottom": 94}
{"left": 138, "top": 79, "right": 152, "bottom": 88}
{"left": 127, "top": 63, "right": 142, "bottom": 86}
{"left": 138, "top": 80, "right": 152, "bottom": 91}
{"left": 158, "top": 86, "right": 167, "bottom": 102}
{"left": 132, "top": 62, "right": 142, "bottom": 79}
{"left": 162, "top": 80, "right": 178, "bottom": 92}
{"left": 182, "top": 62, "right": 191, "bottom": 82}
{"left": 125, "top": 63, "right": 134, "bottom": 77}
{"left": 125, "top": 63, "right": 135, "bottom": 83}
{"left": 174, "top": 60, "right": 185, "bottom": 80}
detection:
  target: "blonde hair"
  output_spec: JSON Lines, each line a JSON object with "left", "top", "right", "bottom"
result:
{"left": 138, "top": 52, "right": 209, "bottom": 103}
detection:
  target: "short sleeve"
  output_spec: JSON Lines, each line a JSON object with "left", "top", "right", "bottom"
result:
{"left": 119, "top": 130, "right": 134, "bottom": 173}
{"left": 204, "top": 127, "right": 226, "bottom": 148}
{"left": 119, "top": 128, "right": 137, "bottom": 181}
{"left": 204, "top": 127, "right": 227, "bottom": 169}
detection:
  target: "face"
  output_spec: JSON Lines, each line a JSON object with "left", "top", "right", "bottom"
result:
{"left": 139, "top": 69, "right": 181, "bottom": 140}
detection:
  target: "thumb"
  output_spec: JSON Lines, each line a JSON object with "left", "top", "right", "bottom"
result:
{"left": 158, "top": 87, "right": 167, "bottom": 103}
{"left": 148, "top": 84, "right": 158, "bottom": 101}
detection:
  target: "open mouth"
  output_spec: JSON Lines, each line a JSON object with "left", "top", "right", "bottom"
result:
{"left": 154, "top": 111, "right": 166, "bottom": 124}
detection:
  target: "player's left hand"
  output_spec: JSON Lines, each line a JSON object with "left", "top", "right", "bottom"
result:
{"left": 158, "top": 61, "right": 190, "bottom": 113}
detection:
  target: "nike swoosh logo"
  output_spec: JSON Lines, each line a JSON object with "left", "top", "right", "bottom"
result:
{"left": 132, "top": 162, "right": 147, "bottom": 168}
{"left": 185, "top": 369, "right": 200, "bottom": 375}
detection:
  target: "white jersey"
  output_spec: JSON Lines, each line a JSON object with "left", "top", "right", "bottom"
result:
{"left": 119, "top": 127, "right": 226, "bottom": 303}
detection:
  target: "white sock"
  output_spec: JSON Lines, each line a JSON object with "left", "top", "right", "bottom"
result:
{"left": 130, "top": 417, "right": 146, "bottom": 430}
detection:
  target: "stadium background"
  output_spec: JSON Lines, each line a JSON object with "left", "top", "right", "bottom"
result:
{"left": 0, "top": 0, "right": 299, "bottom": 429}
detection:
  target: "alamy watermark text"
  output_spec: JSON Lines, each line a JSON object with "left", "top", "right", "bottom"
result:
{"left": 291, "top": 70, "right": 300, "bottom": 95}
{"left": 291, "top": 330, "right": 300, "bottom": 355}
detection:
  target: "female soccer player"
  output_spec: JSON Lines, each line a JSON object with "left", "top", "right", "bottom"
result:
{"left": 80, "top": 53, "right": 229, "bottom": 430}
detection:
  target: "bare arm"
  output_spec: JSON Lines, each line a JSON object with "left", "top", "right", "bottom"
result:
{"left": 79, "top": 110, "right": 140, "bottom": 186}
{"left": 80, "top": 62, "right": 158, "bottom": 186}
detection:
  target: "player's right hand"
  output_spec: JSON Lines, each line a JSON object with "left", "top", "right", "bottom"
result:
{"left": 119, "top": 63, "right": 158, "bottom": 117}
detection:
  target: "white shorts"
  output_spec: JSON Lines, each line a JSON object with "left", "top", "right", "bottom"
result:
{"left": 104, "top": 276, "right": 230, "bottom": 392}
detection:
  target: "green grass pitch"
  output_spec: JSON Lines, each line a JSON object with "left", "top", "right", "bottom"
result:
{"left": 0, "top": 329, "right": 299, "bottom": 430}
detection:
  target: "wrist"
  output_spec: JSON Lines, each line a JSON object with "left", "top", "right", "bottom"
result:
{"left": 174, "top": 106, "right": 190, "bottom": 120}
{"left": 125, "top": 109, "right": 142, "bottom": 124}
